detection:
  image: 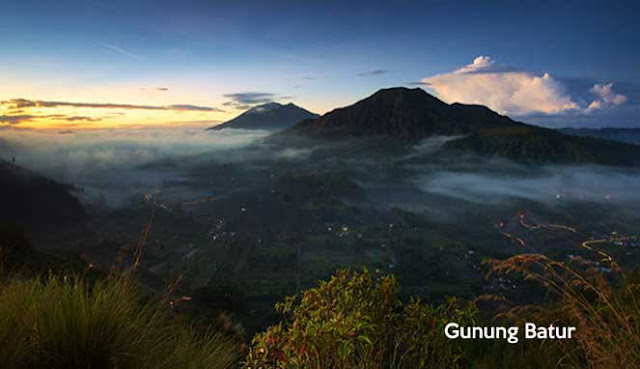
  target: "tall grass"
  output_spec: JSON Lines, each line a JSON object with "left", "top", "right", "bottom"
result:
{"left": 0, "top": 200, "right": 240, "bottom": 368}
{"left": 0, "top": 272, "right": 239, "bottom": 369}
{"left": 487, "top": 254, "right": 640, "bottom": 368}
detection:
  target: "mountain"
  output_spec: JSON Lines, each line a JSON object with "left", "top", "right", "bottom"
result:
{"left": 0, "top": 158, "right": 84, "bottom": 229}
{"left": 281, "top": 87, "right": 640, "bottom": 166}
{"left": 558, "top": 127, "right": 640, "bottom": 146}
{"left": 207, "top": 102, "right": 319, "bottom": 131}
{"left": 286, "top": 87, "right": 521, "bottom": 139}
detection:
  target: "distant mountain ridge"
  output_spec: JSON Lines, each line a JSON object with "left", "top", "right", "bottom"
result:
{"left": 207, "top": 102, "right": 319, "bottom": 131}
{"left": 282, "top": 87, "right": 640, "bottom": 166}
{"left": 559, "top": 127, "right": 640, "bottom": 146}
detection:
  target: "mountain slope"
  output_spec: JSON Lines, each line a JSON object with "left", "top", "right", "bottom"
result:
{"left": 559, "top": 127, "right": 640, "bottom": 146}
{"left": 0, "top": 159, "right": 84, "bottom": 229}
{"left": 286, "top": 87, "right": 520, "bottom": 139}
{"left": 283, "top": 87, "right": 640, "bottom": 166}
{"left": 447, "top": 126, "right": 640, "bottom": 166}
{"left": 207, "top": 102, "right": 319, "bottom": 131}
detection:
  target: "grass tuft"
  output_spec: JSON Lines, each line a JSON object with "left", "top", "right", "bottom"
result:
{"left": 0, "top": 273, "right": 239, "bottom": 369}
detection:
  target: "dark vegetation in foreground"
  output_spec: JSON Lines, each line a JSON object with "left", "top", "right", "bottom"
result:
{"left": 243, "top": 262, "right": 640, "bottom": 369}
{"left": 2, "top": 225, "right": 640, "bottom": 368}
{"left": 0, "top": 224, "right": 239, "bottom": 369}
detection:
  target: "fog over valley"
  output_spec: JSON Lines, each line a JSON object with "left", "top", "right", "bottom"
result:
{"left": 2, "top": 88, "right": 640, "bottom": 338}
{"left": 4, "top": 1, "right": 640, "bottom": 366}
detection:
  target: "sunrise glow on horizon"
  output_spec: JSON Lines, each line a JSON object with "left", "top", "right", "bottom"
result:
{"left": 1, "top": 0, "right": 639, "bottom": 130}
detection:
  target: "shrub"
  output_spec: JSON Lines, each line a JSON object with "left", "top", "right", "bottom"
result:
{"left": 243, "top": 269, "right": 478, "bottom": 369}
{"left": 245, "top": 260, "right": 640, "bottom": 369}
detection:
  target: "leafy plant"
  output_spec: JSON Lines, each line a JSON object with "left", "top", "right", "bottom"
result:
{"left": 244, "top": 269, "right": 478, "bottom": 369}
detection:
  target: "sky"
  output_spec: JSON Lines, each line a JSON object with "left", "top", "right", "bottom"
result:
{"left": 1, "top": 0, "right": 639, "bottom": 130}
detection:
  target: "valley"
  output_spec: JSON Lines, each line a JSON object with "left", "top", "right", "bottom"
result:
{"left": 3, "top": 88, "right": 640, "bottom": 334}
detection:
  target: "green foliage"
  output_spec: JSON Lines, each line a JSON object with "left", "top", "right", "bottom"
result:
{"left": 244, "top": 269, "right": 478, "bottom": 369}
{"left": 0, "top": 273, "right": 239, "bottom": 369}
{"left": 246, "top": 262, "right": 640, "bottom": 369}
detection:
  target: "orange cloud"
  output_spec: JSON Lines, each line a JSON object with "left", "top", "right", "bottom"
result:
{"left": 0, "top": 98, "right": 226, "bottom": 129}
{"left": 2, "top": 98, "right": 222, "bottom": 112}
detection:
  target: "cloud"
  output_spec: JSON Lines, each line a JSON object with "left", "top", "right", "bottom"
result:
{"left": 57, "top": 115, "right": 102, "bottom": 122}
{"left": 223, "top": 92, "right": 276, "bottom": 104}
{"left": 140, "top": 87, "right": 169, "bottom": 92}
{"left": 358, "top": 69, "right": 389, "bottom": 77}
{"left": 0, "top": 114, "right": 101, "bottom": 125}
{"left": 407, "top": 81, "right": 430, "bottom": 86}
{"left": 448, "top": 56, "right": 519, "bottom": 75}
{"left": 421, "top": 57, "right": 630, "bottom": 118}
{"left": 0, "top": 115, "right": 35, "bottom": 124}
{"left": 0, "top": 126, "right": 272, "bottom": 206}
{"left": 101, "top": 43, "right": 142, "bottom": 61}
{"left": 168, "top": 104, "right": 220, "bottom": 112}
{"left": 1, "top": 98, "right": 223, "bottom": 112}
{"left": 0, "top": 98, "right": 223, "bottom": 126}
{"left": 0, "top": 126, "right": 269, "bottom": 179}
{"left": 588, "top": 83, "right": 628, "bottom": 110}
{"left": 222, "top": 92, "right": 279, "bottom": 109}
{"left": 416, "top": 165, "right": 640, "bottom": 206}
{"left": 222, "top": 102, "right": 253, "bottom": 110}
{"left": 422, "top": 56, "right": 582, "bottom": 116}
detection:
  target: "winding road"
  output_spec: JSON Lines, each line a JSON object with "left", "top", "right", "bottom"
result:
{"left": 498, "top": 212, "right": 617, "bottom": 263}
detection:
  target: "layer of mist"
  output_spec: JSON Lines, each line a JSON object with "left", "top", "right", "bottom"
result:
{"left": 0, "top": 127, "right": 270, "bottom": 206}
{"left": 3, "top": 130, "right": 640, "bottom": 213}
